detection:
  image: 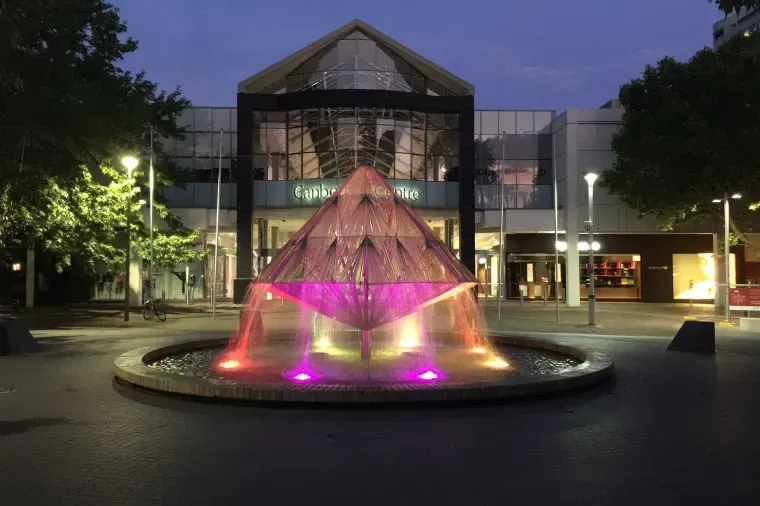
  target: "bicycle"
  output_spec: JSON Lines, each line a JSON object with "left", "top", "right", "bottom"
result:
{"left": 142, "top": 298, "right": 167, "bottom": 322}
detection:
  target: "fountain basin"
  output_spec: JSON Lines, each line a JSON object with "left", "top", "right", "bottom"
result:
{"left": 114, "top": 333, "right": 614, "bottom": 405}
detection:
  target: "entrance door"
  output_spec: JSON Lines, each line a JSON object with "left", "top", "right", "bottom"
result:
{"left": 506, "top": 254, "right": 565, "bottom": 301}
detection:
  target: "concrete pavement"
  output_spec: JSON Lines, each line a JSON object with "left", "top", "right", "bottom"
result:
{"left": 1, "top": 302, "right": 760, "bottom": 504}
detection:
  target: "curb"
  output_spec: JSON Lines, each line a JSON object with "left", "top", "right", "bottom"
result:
{"left": 113, "top": 335, "right": 615, "bottom": 406}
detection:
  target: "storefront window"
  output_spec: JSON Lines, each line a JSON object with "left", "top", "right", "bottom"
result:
{"left": 672, "top": 253, "right": 736, "bottom": 300}
{"left": 506, "top": 254, "right": 563, "bottom": 300}
{"left": 580, "top": 254, "right": 641, "bottom": 300}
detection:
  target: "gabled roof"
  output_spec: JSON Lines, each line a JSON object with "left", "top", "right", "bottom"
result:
{"left": 238, "top": 19, "right": 474, "bottom": 96}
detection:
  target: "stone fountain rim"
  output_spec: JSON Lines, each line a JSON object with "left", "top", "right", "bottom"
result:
{"left": 113, "top": 333, "right": 614, "bottom": 405}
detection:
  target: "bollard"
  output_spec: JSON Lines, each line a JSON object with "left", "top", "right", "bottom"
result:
{"left": 747, "top": 281, "right": 752, "bottom": 318}
{"left": 519, "top": 282, "right": 524, "bottom": 306}
{"left": 688, "top": 279, "right": 693, "bottom": 318}
{"left": 543, "top": 282, "right": 548, "bottom": 306}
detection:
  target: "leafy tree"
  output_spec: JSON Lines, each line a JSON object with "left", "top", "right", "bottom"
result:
{"left": 1, "top": 162, "right": 204, "bottom": 274}
{"left": 711, "top": 0, "right": 760, "bottom": 15}
{"left": 603, "top": 32, "right": 760, "bottom": 246}
{"left": 0, "top": 0, "right": 190, "bottom": 259}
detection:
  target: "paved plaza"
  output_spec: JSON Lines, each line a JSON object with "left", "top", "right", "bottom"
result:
{"left": 1, "top": 302, "right": 760, "bottom": 505}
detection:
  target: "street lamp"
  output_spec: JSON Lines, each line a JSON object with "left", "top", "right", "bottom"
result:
{"left": 496, "top": 130, "right": 506, "bottom": 321}
{"left": 714, "top": 192, "right": 741, "bottom": 322}
{"left": 120, "top": 155, "right": 139, "bottom": 321}
{"left": 583, "top": 172, "right": 599, "bottom": 326}
{"left": 121, "top": 156, "right": 138, "bottom": 174}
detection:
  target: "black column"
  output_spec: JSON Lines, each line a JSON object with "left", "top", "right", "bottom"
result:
{"left": 234, "top": 93, "right": 253, "bottom": 303}
{"left": 458, "top": 97, "right": 476, "bottom": 275}
{"left": 259, "top": 219, "right": 268, "bottom": 273}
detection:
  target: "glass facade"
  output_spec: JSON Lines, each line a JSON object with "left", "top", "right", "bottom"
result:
{"left": 261, "top": 30, "right": 456, "bottom": 96}
{"left": 251, "top": 108, "right": 458, "bottom": 181}
{"left": 170, "top": 107, "right": 238, "bottom": 183}
{"left": 168, "top": 107, "right": 555, "bottom": 210}
{"left": 474, "top": 110, "right": 554, "bottom": 209}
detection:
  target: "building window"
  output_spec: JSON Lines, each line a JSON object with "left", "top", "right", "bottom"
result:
{"left": 252, "top": 108, "right": 459, "bottom": 181}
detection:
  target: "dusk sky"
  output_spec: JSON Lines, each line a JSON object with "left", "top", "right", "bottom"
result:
{"left": 111, "top": 0, "right": 720, "bottom": 111}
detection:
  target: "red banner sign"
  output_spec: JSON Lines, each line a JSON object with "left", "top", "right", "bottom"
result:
{"left": 729, "top": 287, "right": 760, "bottom": 311}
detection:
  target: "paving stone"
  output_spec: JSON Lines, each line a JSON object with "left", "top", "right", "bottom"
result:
{"left": 1, "top": 312, "right": 760, "bottom": 504}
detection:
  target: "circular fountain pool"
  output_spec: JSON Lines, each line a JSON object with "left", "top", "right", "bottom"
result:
{"left": 148, "top": 342, "right": 580, "bottom": 385}
{"left": 114, "top": 333, "right": 614, "bottom": 405}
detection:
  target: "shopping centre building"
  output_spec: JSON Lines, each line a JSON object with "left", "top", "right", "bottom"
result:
{"left": 92, "top": 19, "right": 753, "bottom": 307}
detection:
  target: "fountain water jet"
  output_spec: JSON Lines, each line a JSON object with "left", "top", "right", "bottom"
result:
{"left": 216, "top": 164, "right": 503, "bottom": 383}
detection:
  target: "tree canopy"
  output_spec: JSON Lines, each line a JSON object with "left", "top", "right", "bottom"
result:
{"left": 711, "top": 0, "right": 760, "bottom": 15}
{"left": 603, "top": 32, "right": 760, "bottom": 239}
{"left": 0, "top": 0, "right": 197, "bottom": 271}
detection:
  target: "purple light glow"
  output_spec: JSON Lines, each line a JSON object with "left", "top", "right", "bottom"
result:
{"left": 418, "top": 370, "right": 438, "bottom": 381}
{"left": 268, "top": 281, "right": 473, "bottom": 331}
{"left": 293, "top": 372, "right": 312, "bottom": 381}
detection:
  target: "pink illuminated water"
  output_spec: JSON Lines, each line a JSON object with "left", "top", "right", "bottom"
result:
{"left": 215, "top": 164, "right": 499, "bottom": 383}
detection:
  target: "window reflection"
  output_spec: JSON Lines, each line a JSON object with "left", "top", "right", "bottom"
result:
{"left": 251, "top": 108, "right": 459, "bottom": 180}
{"left": 261, "top": 30, "right": 451, "bottom": 95}
{"left": 475, "top": 185, "right": 552, "bottom": 209}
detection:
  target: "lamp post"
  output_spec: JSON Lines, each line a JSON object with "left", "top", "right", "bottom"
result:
{"left": 212, "top": 129, "right": 224, "bottom": 320}
{"left": 121, "top": 155, "right": 139, "bottom": 322}
{"left": 497, "top": 130, "right": 506, "bottom": 320}
{"left": 551, "top": 131, "right": 560, "bottom": 322}
{"left": 712, "top": 192, "right": 741, "bottom": 322}
{"left": 148, "top": 128, "right": 155, "bottom": 303}
{"left": 583, "top": 172, "right": 599, "bottom": 326}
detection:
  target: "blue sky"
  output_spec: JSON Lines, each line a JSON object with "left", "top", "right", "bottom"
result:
{"left": 111, "top": 0, "right": 719, "bottom": 111}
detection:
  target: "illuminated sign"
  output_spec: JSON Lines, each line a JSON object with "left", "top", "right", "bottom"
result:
{"left": 294, "top": 185, "right": 336, "bottom": 200}
{"left": 294, "top": 184, "right": 420, "bottom": 202}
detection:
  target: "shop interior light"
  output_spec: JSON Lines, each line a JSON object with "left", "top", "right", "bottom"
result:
{"left": 478, "top": 257, "right": 487, "bottom": 265}
{"left": 555, "top": 241, "right": 568, "bottom": 252}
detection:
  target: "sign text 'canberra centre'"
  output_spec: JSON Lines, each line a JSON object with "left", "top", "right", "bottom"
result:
{"left": 294, "top": 184, "right": 420, "bottom": 201}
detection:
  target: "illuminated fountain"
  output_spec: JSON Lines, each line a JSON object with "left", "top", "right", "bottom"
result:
{"left": 134, "top": 162, "right": 602, "bottom": 400}
{"left": 215, "top": 163, "right": 506, "bottom": 383}
{"left": 127, "top": 163, "right": 613, "bottom": 403}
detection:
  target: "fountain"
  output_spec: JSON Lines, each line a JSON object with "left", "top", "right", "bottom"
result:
{"left": 118, "top": 164, "right": 613, "bottom": 404}
{"left": 213, "top": 163, "right": 507, "bottom": 383}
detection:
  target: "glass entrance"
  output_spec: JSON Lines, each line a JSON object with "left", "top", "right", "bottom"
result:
{"left": 475, "top": 252, "right": 500, "bottom": 297}
{"left": 506, "top": 254, "right": 565, "bottom": 301}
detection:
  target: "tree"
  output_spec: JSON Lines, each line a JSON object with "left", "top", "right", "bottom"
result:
{"left": 0, "top": 162, "right": 204, "bottom": 275}
{"left": 0, "top": 0, "right": 190, "bottom": 257}
{"left": 711, "top": 0, "right": 760, "bottom": 15}
{"left": 603, "top": 32, "right": 760, "bottom": 245}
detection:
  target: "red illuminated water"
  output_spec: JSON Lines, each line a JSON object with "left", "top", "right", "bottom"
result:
{"left": 216, "top": 165, "right": 500, "bottom": 383}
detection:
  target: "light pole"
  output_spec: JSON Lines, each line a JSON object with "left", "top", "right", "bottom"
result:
{"left": 583, "top": 172, "right": 599, "bottom": 326}
{"left": 497, "top": 130, "right": 506, "bottom": 320}
{"left": 148, "top": 128, "right": 155, "bottom": 303}
{"left": 212, "top": 129, "right": 224, "bottom": 320}
{"left": 712, "top": 192, "right": 741, "bottom": 322}
{"left": 551, "top": 130, "right": 560, "bottom": 322}
{"left": 121, "top": 155, "right": 139, "bottom": 322}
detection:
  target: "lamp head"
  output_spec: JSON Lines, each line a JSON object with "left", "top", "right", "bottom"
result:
{"left": 731, "top": 193, "right": 742, "bottom": 200}
{"left": 583, "top": 172, "right": 599, "bottom": 186}
{"left": 121, "top": 155, "right": 139, "bottom": 174}
{"left": 712, "top": 199, "right": 722, "bottom": 204}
